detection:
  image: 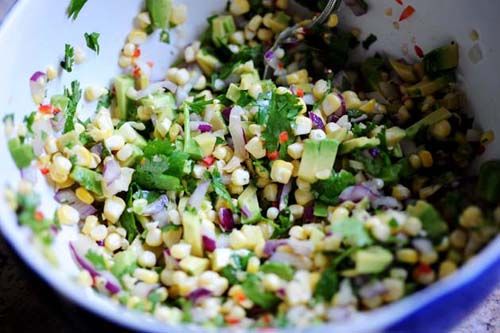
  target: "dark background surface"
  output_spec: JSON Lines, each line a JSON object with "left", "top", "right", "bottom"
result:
{"left": 0, "top": 0, "right": 498, "bottom": 332}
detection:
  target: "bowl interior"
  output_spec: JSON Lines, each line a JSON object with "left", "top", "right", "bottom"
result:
{"left": 0, "top": 0, "right": 498, "bottom": 332}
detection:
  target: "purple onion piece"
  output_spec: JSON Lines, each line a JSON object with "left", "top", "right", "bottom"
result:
{"left": 263, "top": 239, "right": 287, "bottom": 257}
{"left": 189, "top": 181, "right": 210, "bottom": 210}
{"left": 339, "top": 185, "right": 379, "bottom": 203}
{"left": 309, "top": 112, "right": 325, "bottom": 130}
{"left": 369, "top": 148, "right": 380, "bottom": 158}
{"left": 69, "top": 242, "right": 99, "bottom": 278}
{"left": 278, "top": 181, "right": 292, "bottom": 211}
{"left": 303, "top": 204, "right": 315, "bottom": 222}
{"left": 198, "top": 123, "right": 213, "bottom": 133}
{"left": 241, "top": 205, "right": 252, "bottom": 218}
{"left": 372, "top": 196, "right": 402, "bottom": 210}
{"left": 54, "top": 189, "right": 77, "bottom": 204}
{"left": 264, "top": 50, "right": 274, "bottom": 61}
{"left": 72, "top": 201, "right": 98, "bottom": 219}
{"left": 103, "top": 158, "right": 121, "bottom": 185}
{"left": 222, "top": 107, "right": 232, "bottom": 122}
{"left": 142, "top": 195, "right": 169, "bottom": 216}
{"left": 30, "top": 71, "right": 46, "bottom": 82}
{"left": 218, "top": 208, "right": 235, "bottom": 232}
{"left": 90, "top": 143, "right": 103, "bottom": 156}
{"left": 187, "top": 288, "right": 212, "bottom": 303}
{"left": 202, "top": 235, "right": 216, "bottom": 252}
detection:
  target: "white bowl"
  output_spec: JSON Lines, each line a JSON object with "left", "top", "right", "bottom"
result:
{"left": 0, "top": 0, "right": 499, "bottom": 332}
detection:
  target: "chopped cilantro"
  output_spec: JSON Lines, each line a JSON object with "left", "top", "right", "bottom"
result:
{"left": 63, "top": 80, "right": 82, "bottom": 133}
{"left": 260, "top": 262, "right": 294, "bottom": 281}
{"left": 352, "top": 150, "right": 403, "bottom": 184}
{"left": 133, "top": 155, "right": 182, "bottom": 191}
{"left": 85, "top": 250, "right": 106, "bottom": 270}
{"left": 331, "top": 218, "right": 373, "bottom": 247}
{"left": 60, "top": 44, "right": 75, "bottom": 72}
{"left": 96, "top": 91, "right": 112, "bottom": 110}
{"left": 24, "top": 112, "right": 36, "bottom": 133}
{"left": 242, "top": 274, "right": 280, "bottom": 310}
{"left": 120, "top": 188, "right": 139, "bottom": 242}
{"left": 84, "top": 32, "right": 100, "bottom": 54}
{"left": 261, "top": 91, "right": 302, "bottom": 151}
{"left": 313, "top": 248, "right": 355, "bottom": 301}
{"left": 67, "top": 0, "right": 88, "bottom": 20}
{"left": 312, "top": 170, "right": 356, "bottom": 205}
{"left": 185, "top": 95, "right": 213, "bottom": 114}
{"left": 160, "top": 30, "right": 170, "bottom": 43}
{"left": 143, "top": 139, "right": 174, "bottom": 158}
{"left": 211, "top": 170, "right": 236, "bottom": 211}
{"left": 271, "top": 210, "right": 293, "bottom": 239}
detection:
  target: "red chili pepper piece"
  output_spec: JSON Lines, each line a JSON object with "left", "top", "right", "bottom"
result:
{"left": 40, "top": 167, "right": 50, "bottom": 175}
{"left": 267, "top": 150, "right": 279, "bottom": 160}
{"left": 34, "top": 211, "right": 44, "bottom": 221}
{"left": 38, "top": 104, "right": 54, "bottom": 114}
{"left": 296, "top": 88, "right": 304, "bottom": 98}
{"left": 132, "top": 66, "right": 141, "bottom": 78}
{"left": 414, "top": 45, "right": 424, "bottom": 58}
{"left": 395, "top": 0, "right": 403, "bottom": 5}
{"left": 278, "top": 131, "right": 289, "bottom": 144}
{"left": 133, "top": 48, "right": 141, "bottom": 58}
{"left": 399, "top": 5, "right": 415, "bottom": 21}
{"left": 202, "top": 156, "right": 215, "bottom": 167}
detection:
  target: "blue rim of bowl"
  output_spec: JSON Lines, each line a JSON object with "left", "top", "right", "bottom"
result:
{"left": 0, "top": 1, "right": 498, "bottom": 332}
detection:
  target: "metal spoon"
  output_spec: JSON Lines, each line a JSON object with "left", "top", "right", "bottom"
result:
{"left": 263, "top": 0, "right": 342, "bottom": 79}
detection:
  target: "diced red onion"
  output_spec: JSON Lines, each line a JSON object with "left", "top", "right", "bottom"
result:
{"left": 69, "top": 242, "right": 99, "bottom": 278}
{"left": 264, "top": 50, "right": 274, "bottom": 61}
{"left": 369, "top": 148, "right": 380, "bottom": 158}
{"left": 189, "top": 180, "right": 210, "bottom": 210}
{"left": 372, "top": 196, "right": 402, "bottom": 210}
{"left": 54, "top": 189, "right": 78, "bottom": 203}
{"left": 103, "top": 158, "right": 121, "bottom": 185}
{"left": 222, "top": 107, "right": 232, "bottom": 122}
{"left": 187, "top": 288, "right": 212, "bottom": 303}
{"left": 269, "top": 251, "right": 312, "bottom": 270}
{"left": 263, "top": 240, "right": 288, "bottom": 257}
{"left": 142, "top": 195, "right": 169, "bottom": 216}
{"left": 288, "top": 238, "right": 314, "bottom": 256}
{"left": 303, "top": 204, "right": 315, "bottom": 222}
{"left": 198, "top": 123, "right": 213, "bottom": 133}
{"left": 72, "top": 201, "right": 98, "bottom": 219}
{"left": 29, "top": 71, "right": 47, "bottom": 105}
{"left": 339, "top": 185, "right": 379, "bottom": 202}
{"left": 20, "top": 166, "right": 37, "bottom": 183}
{"left": 344, "top": 0, "right": 368, "bottom": 16}
{"left": 228, "top": 106, "right": 248, "bottom": 159}
{"left": 218, "top": 208, "right": 235, "bottom": 232}
{"left": 309, "top": 112, "right": 325, "bottom": 130}
{"left": 359, "top": 281, "right": 386, "bottom": 299}
{"left": 202, "top": 235, "right": 216, "bottom": 252}
{"left": 241, "top": 205, "right": 252, "bottom": 218}
{"left": 90, "top": 143, "right": 103, "bottom": 156}
{"left": 278, "top": 181, "right": 292, "bottom": 211}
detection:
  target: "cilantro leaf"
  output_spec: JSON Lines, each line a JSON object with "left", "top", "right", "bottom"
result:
{"left": 85, "top": 250, "right": 106, "bottom": 270}
{"left": 120, "top": 188, "right": 139, "bottom": 242}
{"left": 331, "top": 218, "right": 373, "bottom": 247}
{"left": 60, "top": 44, "right": 75, "bottom": 72}
{"left": 211, "top": 170, "right": 236, "bottom": 211}
{"left": 84, "top": 32, "right": 100, "bottom": 54}
{"left": 96, "top": 91, "right": 112, "bottom": 110}
{"left": 261, "top": 91, "right": 302, "bottom": 151}
{"left": 312, "top": 170, "right": 356, "bottom": 205}
{"left": 166, "top": 151, "right": 190, "bottom": 178}
{"left": 143, "top": 139, "right": 174, "bottom": 159}
{"left": 24, "top": 111, "right": 36, "bottom": 134}
{"left": 63, "top": 80, "right": 82, "bottom": 133}
{"left": 242, "top": 274, "right": 280, "bottom": 310}
{"left": 67, "top": 0, "right": 88, "bottom": 20}
{"left": 313, "top": 266, "right": 338, "bottom": 301}
{"left": 133, "top": 155, "right": 182, "bottom": 191}
{"left": 260, "top": 262, "right": 294, "bottom": 281}
{"left": 185, "top": 95, "right": 213, "bottom": 114}
{"left": 353, "top": 150, "right": 402, "bottom": 184}
{"left": 271, "top": 210, "right": 293, "bottom": 239}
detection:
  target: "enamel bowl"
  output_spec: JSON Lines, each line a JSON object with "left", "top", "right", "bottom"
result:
{"left": 0, "top": 0, "right": 498, "bottom": 332}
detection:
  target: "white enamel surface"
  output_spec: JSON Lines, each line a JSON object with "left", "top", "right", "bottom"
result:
{"left": 0, "top": 1, "right": 498, "bottom": 332}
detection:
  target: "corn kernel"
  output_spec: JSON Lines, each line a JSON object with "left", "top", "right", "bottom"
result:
{"left": 138, "top": 250, "right": 157, "bottom": 268}
{"left": 46, "top": 65, "right": 58, "bottom": 81}
{"left": 134, "top": 268, "right": 159, "bottom": 284}
{"left": 266, "top": 207, "right": 279, "bottom": 220}
{"left": 247, "top": 256, "right": 260, "bottom": 273}
{"left": 392, "top": 185, "right": 410, "bottom": 201}
{"left": 245, "top": 137, "right": 266, "bottom": 159}
{"left": 313, "top": 80, "right": 328, "bottom": 100}
{"left": 289, "top": 204, "right": 304, "bottom": 219}
{"left": 57, "top": 204, "right": 80, "bottom": 225}
{"left": 171, "top": 243, "right": 192, "bottom": 260}
{"left": 289, "top": 226, "right": 307, "bottom": 240}
{"left": 247, "top": 15, "right": 262, "bottom": 32}
{"left": 418, "top": 150, "right": 433, "bottom": 168}
{"left": 257, "top": 28, "right": 273, "bottom": 42}
{"left": 105, "top": 232, "right": 122, "bottom": 252}
{"left": 270, "top": 160, "right": 294, "bottom": 184}
{"left": 76, "top": 187, "right": 94, "bottom": 205}
{"left": 459, "top": 206, "right": 483, "bottom": 228}
{"left": 294, "top": 189, "right": 314, "bottom": 206}
{"left": 438, "top": 260, "right": 457, "bottom": 279}
{"left": 90, "top": 224, "right": 108, "bottom": 241}
{"left": 396, "top": 248, "right": 418, "bottom": 264}
{"left": 409, "top": 154, "right": 422, "bottom": 169}
{"left": 430, "top": 120, "right": 451, "bottom": 140}
{"left": 321, "top": 93, "right": 342, "bottom": 116}
{"left": 82, "top": 215, "right": 98, "bottom": 235}
{"left": 263, "top": 183, "right": 278, "bottom": 202}
{"left": 309, "top": 129, "right": 326, "bottom": 141}
{"left": 230, "top": 0, "right": 250, "bottom": 16}
{"left": 286, "top": 69, "right": 309, "bottom": 85}
{"left": 146, "top": 228, "right": 163, "bottom": 247}
{"left": 104, "top": 196, "right": 126, "bottom": 223}
{"left": 263, "top": 273, "right": 282, "bottom": 291}
{"left": 342, "top": 91, "right": 362, "bottom": 109}
{"left": 327, "top": 14, "right": 339, "bottom": 28}
{"left": 104, "top": 135, "right": 125, "bottom": 151}
{"left": 128, "top": 29, "right": 147, "bottom": 44}
{"left": 293, "top": 116, "right": 313, "bottom": 136}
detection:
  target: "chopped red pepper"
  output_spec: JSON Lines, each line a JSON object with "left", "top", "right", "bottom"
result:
{"left": 34, "top": 211, "right": 44, "bottom": 221}
{"left": 38, "top": 104, "right": 55, "bottom": 115}
{"left": 202, "top": 156, "right": 215, "bottom": 167}
{"left": 132, "top": 65, "right": 141, "bottom": 78}
{"left": 40, "top": 167, "right": 50, "bottom": 175}
{"left": 296, "top": 88, "right": 304, "bottom": 98}
{"left": 395, "top": 0, "right": 403, "bottom": 5}
{"left": 416, "top": 263, "right": 433, "bottom": 275}
{"left": 414, "top": 44, "right": 424, "bottom": 58}
{"left": 225, "top": 316, "right": 240, "bottom": 325}
{"left": 277, "top": 62, "right": 284, "bottom": 70}
{"left": 399, "top": 5, "right": 415, "bottom": 22}
{"left": 267, "top": 150, "right": 279, "bottom": 160}
{"left": 278, "top": 131, "right": 289, "bottom": 144}
{"left": 133, "top": 48, "right": 141, "bottom": 58}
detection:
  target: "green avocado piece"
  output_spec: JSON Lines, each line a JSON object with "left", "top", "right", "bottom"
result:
{"left": 114, "top": 75, "right": 135, "bottom": 120}
{"left": 146, "top": 0, "right": 172, "bottom": 30}
{"left": 182, "top": 209, "right": 203, "bottom": 257}
{"left": 423, "top": 42, "right": 459, "bottom": 75}
{"left": 389, "top": 58, "right": 417, "bottom": 83}
{"left": 226, "top": 83, "right": 241, "bottom": 103}
{"left": 7, "top": 138, "right": 35, "bottom": 169}
{"left": 354, "top": 246, "right": 393, "bottom": 274}
{"left": 406, "top": 107, "right": 452, "bottom": 139}
{"left": 238, "top": 185, "right": 261, "bottom": 224}
{"left": 196, "top": 49, "right": 221, "bottom": 76}
{"left": 140, "top": 92, "right": 176, "bottom": 120}
{"left": 407, "top": 200, "right": 448, "bottom": 241}
{"left": 183, "top": 105, "right": 203, "bottom": 160}
{"left": 298, "top": 139, "right": 321, "bottom": 183}
{"left": 340, "top": 137, "right": 380, "bottom": 154}
{"left": 478, "top": 160, "right": 500, "bottom": 203}
{"left": 211, "top": 15, "right": 236, "bottom": 47}
{"left": 406, "top": 75, "right": 452, "bottom": 97}
{"left": 260, "top": 262, "right": 294, "bottom": 281}
{"left": 70, "top": 166, "right": 103, "bottom": 195}
{"left": 315, "top": 139, "right": 340, "bottom": 180}
{"left": 111, "top": 249, "right": 137, "bottom": 278}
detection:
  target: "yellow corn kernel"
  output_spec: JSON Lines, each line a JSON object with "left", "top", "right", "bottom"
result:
{"left": 480, "top": 130, "right": 494, "bottom": 144}
{"left": 409, "top": 154, "right": 422, "bottom": 169}
{"left": 246, "top": 256, "right": 260, "bottom": 274}
{"left": 359, "top": 99, "right": 377, "bottom": 113}
{"left": 286, "top": 69, "right": 309, "bottom": 85}
{"left": 76, "top": 187, "right": 94, "bottom": 205}
{"left": 396, "top": 248, "right": 418, "bottom": 264}
{"left": 459, "top": 206, "right": 483, "bottom": 228}
{"left": 430, "top": 120, "right": 451, "bottom": 140}
{"left": 56, "top": 177, "right": 75, "bottom": 189}
{"left": 418, "top": 150, "right": 433, "bottom": 168}
{"left": 57, "top": 204, "right": 80, "bottom": 225}
{"left": 134, "top": 268, "right": 159, "bottom": 284}
{"left": 438, "top": 260, "right": 457, "bottom": 279}
{"left": 342, "top": 91, "right": 362, "bottom": 109}
{"left": 326, "top": 14, "right": 339, "bottom": 28}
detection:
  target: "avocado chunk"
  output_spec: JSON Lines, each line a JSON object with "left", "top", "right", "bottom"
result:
{"left": 226, "top": 83, "right": 241, "bottom": 103}
{"left": 354, "top": 246, "right": 393, "bottom": 274}
{"left": 238, "top": 185, "right": 261, "bottom": 224}
{"left": 478, "top": 160, "right": 500, "bottom": 203}
{"left": 389, "top": 58, "right": 417, "bottom": 83}
{"left": 140, "top": 92, "right": 176, "bottom": 121}
{"left": 407, "top": 200, "right": 448, "bottom": 241}
{"left": 182, "top": 209, "right": 203, "bottom": 257}
{"left": 340, "top": 137, "right": 380, "bottom": 154}
{"left": 111, "top": 249, "right": 137, "bottom": 278}
{"left": 7, "top": 138, "right": 35, "bottom": 168}
{"left": 211, "top": 15, "right": 236, "bottom": 47}
{"left": 423, "top": 42, "right": 459, "bottom": 75}
{"left": 315, "top": 139, "right": 340, "bottom": 180}
{"left": 50, "top": 95, "right": 70, "bottom": 111}
{"left": 406, "top": 75, "right": 452, "bottom": 97}
{"left": 193, "top": 132, "right": 217, "bottom": 157}
{"left": 114, "top": 75, "right": 135, "bottom": 120}
{"left": 196, "top": 49, "right": 221, "bottom": 76}
{"left": 70, "top": 166, "right": 103, "bottom": 195}
{"left": 260, "top": 262, "right": 294, "bottom": 281}
{"left": 146, "top": 0, "right": 172, "bottom": 30}
{"left": 298, "top": 139, "right": 320, "bottom": 183}
{"left": 406, "top": 107, "right": 452, "bottom": 138}
{"left": 239, "top": 72, "right": 260, "bottom": 90}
